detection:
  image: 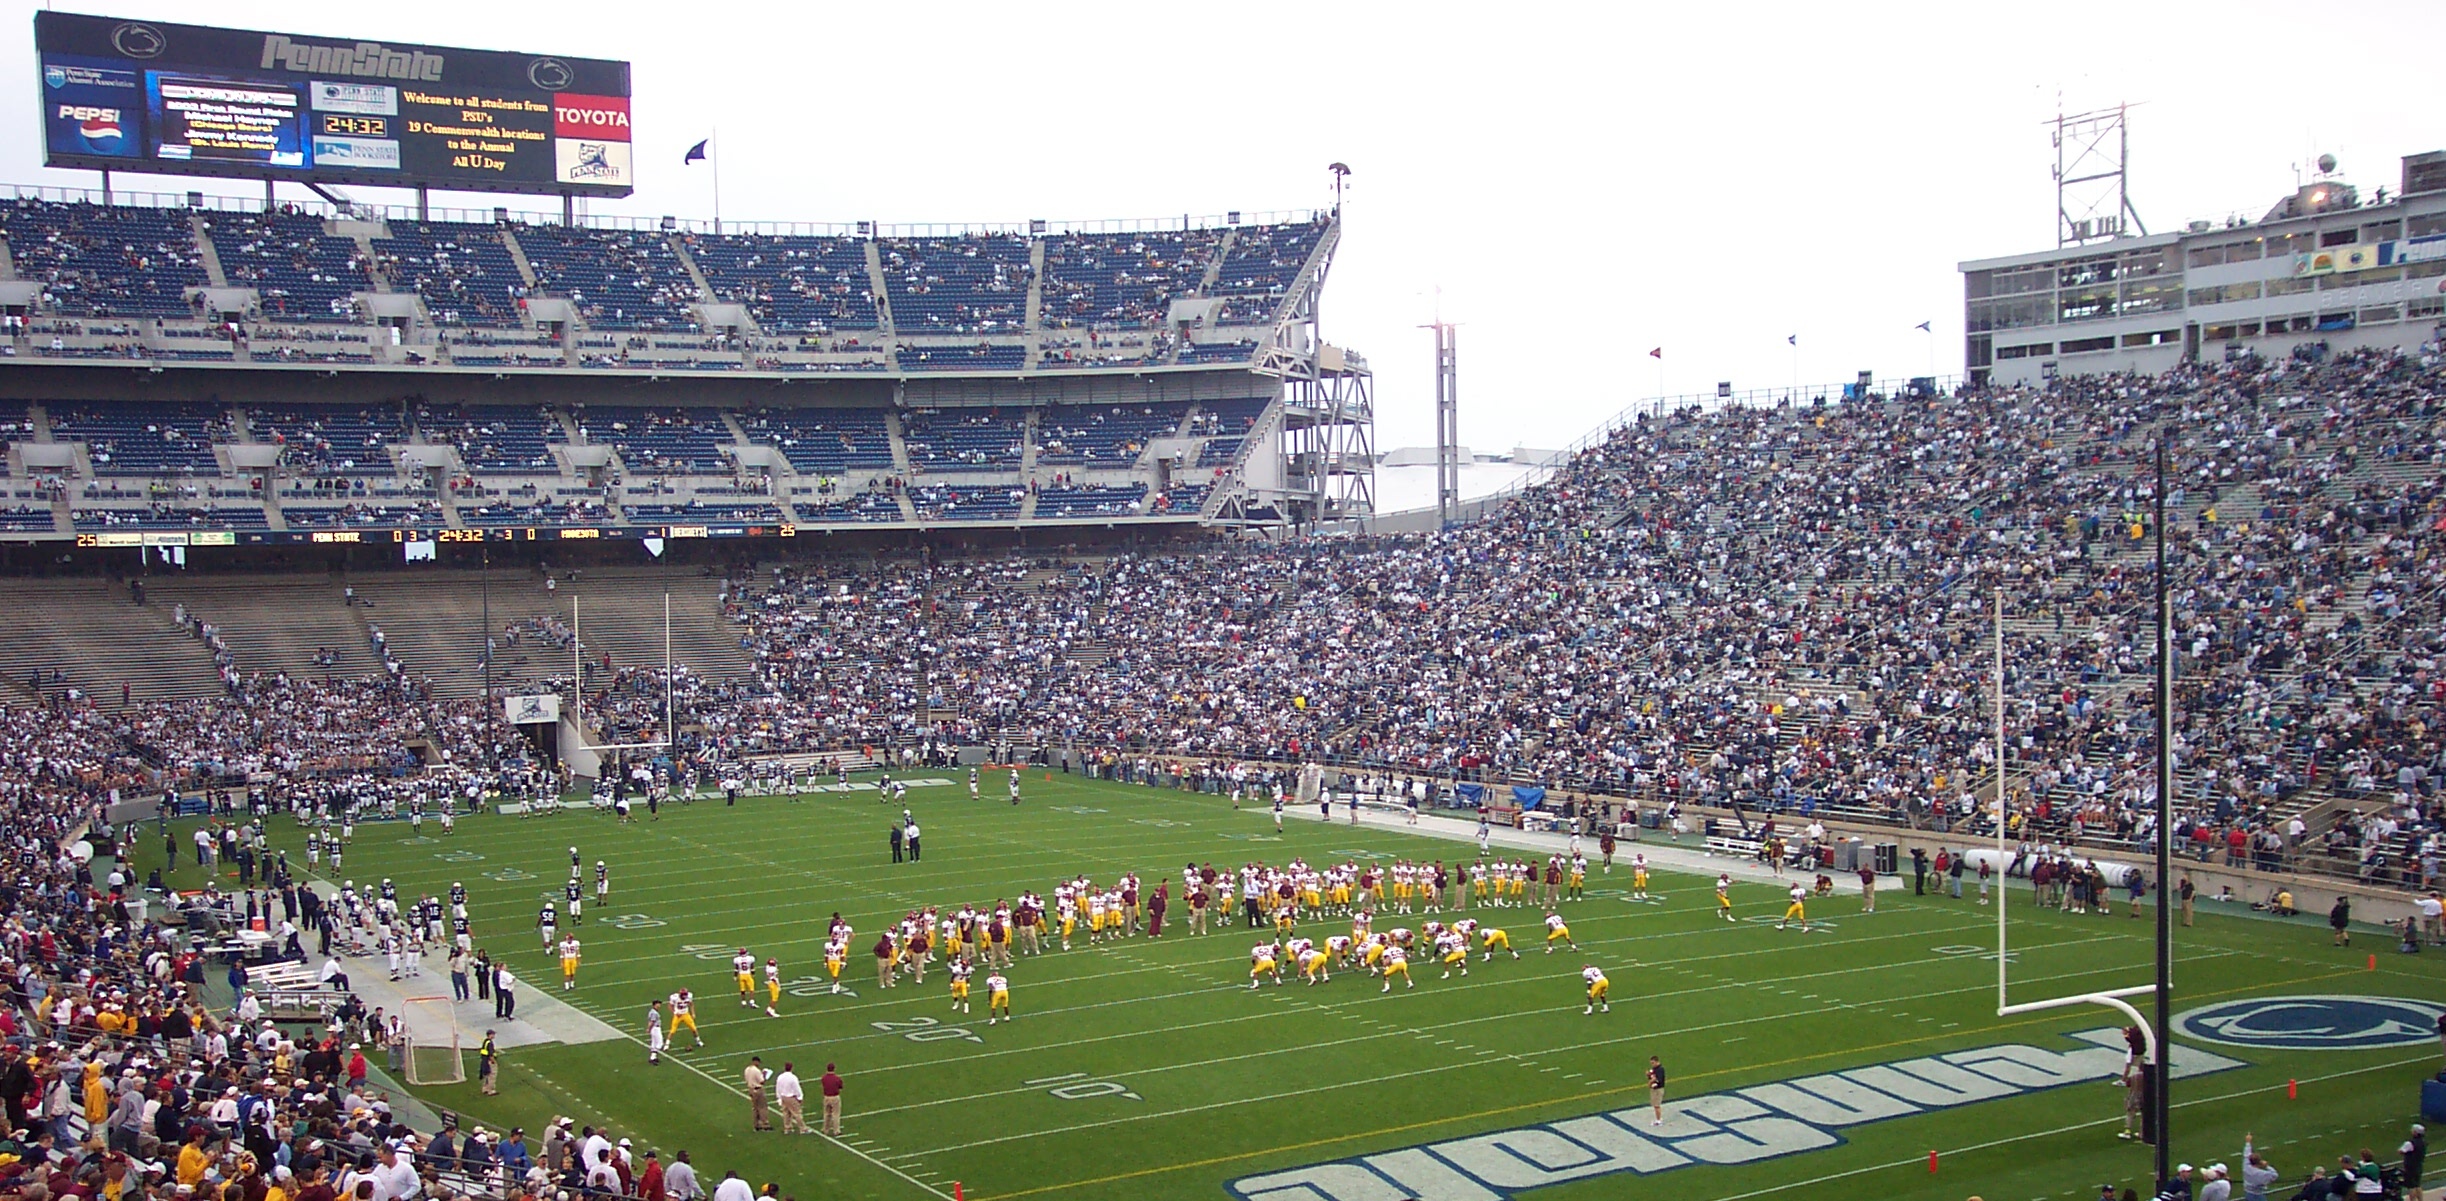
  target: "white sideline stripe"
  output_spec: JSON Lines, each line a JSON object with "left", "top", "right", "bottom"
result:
{"left": 557, "top": 999, "right": 951, "bottom": 1200}
{"left": 882, "top": 952, "right": 2233, "bottom": 1159}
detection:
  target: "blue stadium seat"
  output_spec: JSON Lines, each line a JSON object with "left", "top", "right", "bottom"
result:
{"left": 736, "top": 408, "right": 896, "bottom": 475}
{"left": 1036, "top": 402, "right": 1189, "bottom": 466}
{"left": 879, "top": 236, "right": 1030, "bottom": 334}
{"left": 373, "top": 222, "right": 529, "bottom": 328}
{"left": 417, "top": 404, "right": 566, "bottom": 474}
{"left": 203, "top": 210, "right": 367, "bottom": 323}
{"left": 3, "top": 199, "right": 206, "bottom": 319}
{"left": 901, "top": 409, "right": 1025, "bottom": 471}
{"left": 908, "top": 484, "right": 1025, "bottom": 521}
{"left": 515, "top": 225, "right": 698, "bottom": 331}
{"left": 898, "top": 343, "right": 1027, "bottom": 372}
{"left": 51, "top": 403, "right": 230, "bottom": 476}
{"left": 1033, "top": 483, "right": 1146, "bottom": 517}
{"left": 687, "top": 233, "right": 878, "bottom": 332}
{"left": 567, "top": 406, "right": 736, "bottom": 475}
{"left": 1038, "top": 231, "right": 1220, "bottom": 330}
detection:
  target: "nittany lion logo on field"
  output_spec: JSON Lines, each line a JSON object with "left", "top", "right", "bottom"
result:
{"left": 2175, "top": 995, "right": 2446, "bottom": 1051}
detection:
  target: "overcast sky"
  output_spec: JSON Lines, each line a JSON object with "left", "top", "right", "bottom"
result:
{"left": 7, "top": 0, "right": 2444, "bottom": 452}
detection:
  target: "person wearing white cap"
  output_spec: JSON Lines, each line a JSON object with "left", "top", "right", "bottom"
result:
{"left": 2404, "top": 1124, "right": 2428, "bottom": 1201}
{"left": 2197, "top": 1162, "right": 2231, "bottom": 1201}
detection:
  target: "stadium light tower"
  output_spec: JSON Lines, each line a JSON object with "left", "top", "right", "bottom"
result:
{"left": 1420, "top": 313, "right": 1460, "bottom": 527}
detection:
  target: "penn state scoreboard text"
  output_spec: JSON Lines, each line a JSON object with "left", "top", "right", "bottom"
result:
{"left": 34, "top": 12, "right": 633, "bottom": 197}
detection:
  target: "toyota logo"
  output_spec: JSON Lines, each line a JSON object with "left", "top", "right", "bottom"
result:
{"left": 111, "top": 22, "right": 166, "bottom": 59}
{"left": 528, "top": 58, "right": 573, "bottom": 90}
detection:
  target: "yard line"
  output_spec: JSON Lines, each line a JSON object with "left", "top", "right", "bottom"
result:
{"left": 968, "top": 963, "right": 2365, "bottom": 1200}
{"left": 892, "top": 953, "right": 2238, "bottom": 1160}
{"left": 508, "top": 884, "right": 2028, "bottom": 993}
{"left": 695, "top": 921, "right": 2143, "bottom": 1064}
{"left": 548, "top": 994, "right": 953, "bottom": 1201}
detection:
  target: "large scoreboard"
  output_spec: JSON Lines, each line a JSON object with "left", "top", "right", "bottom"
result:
{"left": 34, "top": 12, "right": 633, "bottom": 197}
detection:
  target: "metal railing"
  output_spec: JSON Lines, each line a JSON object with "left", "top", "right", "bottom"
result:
{"left": 3, "top": 183, "right": 1323, "bottom": 239}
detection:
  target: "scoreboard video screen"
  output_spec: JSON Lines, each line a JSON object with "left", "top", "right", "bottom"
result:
{"left": 35, "top": 12, "right": 633, "bottom": 197}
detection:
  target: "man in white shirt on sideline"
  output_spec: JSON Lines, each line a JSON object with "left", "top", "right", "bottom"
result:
{"left": 774, "top": 1062, "right": 806, "bottom": 1133}
{"left": 711, "top": 1169, "right": 756, "bottom": 1201}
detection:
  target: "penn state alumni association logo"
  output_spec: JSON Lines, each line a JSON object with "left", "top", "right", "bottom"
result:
{"left": 2175, "top": 995, "right": 2446, "bottom": 1051}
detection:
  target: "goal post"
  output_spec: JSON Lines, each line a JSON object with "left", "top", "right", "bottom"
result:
{"left": 1987, "top": 588, "right": 2160, "bottom": 1066}
{"left": 402, "top": 996, "right": 465, "bottom": 1086}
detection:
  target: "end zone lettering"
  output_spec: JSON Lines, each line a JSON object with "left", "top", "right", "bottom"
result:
{"left": 1226, "top": 1028, "right": 2246, "bottom": 1201}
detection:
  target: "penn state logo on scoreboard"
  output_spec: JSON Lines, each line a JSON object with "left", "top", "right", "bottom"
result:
{"left": 2174, "top": 995, "right": 2446, "bottom": 1051}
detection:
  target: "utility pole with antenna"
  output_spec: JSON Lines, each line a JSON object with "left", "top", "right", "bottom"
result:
{"left": 2052, "top": 100, "right": 2148, "bottom": 246}
{"left": 1420, "top": 289, "right": 1460, "bottom": 528}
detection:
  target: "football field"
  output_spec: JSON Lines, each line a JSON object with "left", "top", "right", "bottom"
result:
{"left": 182, "top": 773, "right": 2443, "bottom": 1201}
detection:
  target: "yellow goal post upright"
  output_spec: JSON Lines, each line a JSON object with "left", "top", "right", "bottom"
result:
{"left": 1988, "top": 589, "right": 2160, "bottom": 1068}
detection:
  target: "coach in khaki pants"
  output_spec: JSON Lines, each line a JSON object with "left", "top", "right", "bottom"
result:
{"left": 820, "top": 1063, "right": 844, "bottom": 1136}
{"left": 774, "top": 1062, "right": 806, "bottom": 1134}
{"left": 742, "top": 1058, "right": 770, "bottom": 1131}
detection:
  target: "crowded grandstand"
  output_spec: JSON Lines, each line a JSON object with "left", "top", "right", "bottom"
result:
{"left": 2, "top": 10, "right": 2444, "bottom": 1200}
{"left": 0, "top": 193, "right": 1361, "bottom": 537}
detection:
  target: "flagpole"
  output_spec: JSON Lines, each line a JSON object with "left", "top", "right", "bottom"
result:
{"left": 711, "top": 128, "right": 722, "bottom": 235}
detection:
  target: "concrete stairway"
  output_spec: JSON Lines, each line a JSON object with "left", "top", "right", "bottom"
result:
{"left": 0, "top": 578, "right": 228, "bottom": 704}
{"left": 138, "top": 575, "right": 383, "bottom": 678}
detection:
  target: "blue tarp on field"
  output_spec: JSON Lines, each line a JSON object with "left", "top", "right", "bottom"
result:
{"left": 1513, "top": 785, "right": 1548, "bottom": 809}
{"left": 1455, "top": 783, "right": 1486, "bottom": 807}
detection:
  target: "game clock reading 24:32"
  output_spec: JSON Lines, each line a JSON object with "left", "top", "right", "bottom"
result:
{"left": 32, "top": 11, "right": 633, "bottom": 198}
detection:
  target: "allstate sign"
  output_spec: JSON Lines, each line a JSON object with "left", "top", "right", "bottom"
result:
{"left": 2175, "top": 995, "right": 2446, "bottom": 1051}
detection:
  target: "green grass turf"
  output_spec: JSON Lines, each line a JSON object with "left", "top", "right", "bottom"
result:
{"left": 137, "top": 774, "right": 2446, "bottom": 1201}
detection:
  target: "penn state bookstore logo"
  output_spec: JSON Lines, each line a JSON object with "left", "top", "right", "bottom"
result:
{"left": 2174, "top": 995, "right": 2446, "bottom": 1051}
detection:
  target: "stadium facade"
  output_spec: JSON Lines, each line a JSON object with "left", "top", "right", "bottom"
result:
{"left": 1963, "top": 148, "right": 2446, "bottom": 387}
{"left": 0, "top": 188, "right": 1372, "bottom": 547}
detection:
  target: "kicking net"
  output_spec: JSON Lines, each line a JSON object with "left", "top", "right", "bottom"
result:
{"left": 401, "top": 996, "right": 465, "bottom": 1085}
